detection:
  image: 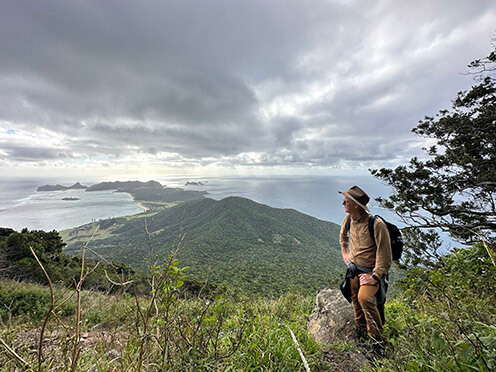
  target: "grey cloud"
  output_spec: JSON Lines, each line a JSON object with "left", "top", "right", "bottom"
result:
{"left": 1, "top": 0, "right": 495, "bottom": 169}
{"left": 1, "top": 145, "right": 73, "bottom": 162}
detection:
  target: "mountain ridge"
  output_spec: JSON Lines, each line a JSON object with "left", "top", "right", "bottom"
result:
{"left": 37, "top": 182, "right": 87, "bottom": 191}
{"left": 63, "top": 196, "right": 343, "bottom": 295}
{"left": 85, "top": 180, "right": 164, "bottom": 191}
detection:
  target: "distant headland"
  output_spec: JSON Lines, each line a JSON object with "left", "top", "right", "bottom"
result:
{"left": 85, "top": 180, "right": 164, "bottom": 192}
{"left": 37, "top": 180, "right": 207, "bottom": 208}
{"left": 37, "top": 182, "right": 87, "bottom": 192}
{"left": 185, "top": 181, "right": 205, "bottom": 186}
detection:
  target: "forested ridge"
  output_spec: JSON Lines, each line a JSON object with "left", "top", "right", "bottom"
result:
{"left": 62, "top": 196, "right": 343, "bottom": 296}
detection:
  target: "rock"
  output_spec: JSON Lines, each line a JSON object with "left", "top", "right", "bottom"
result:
{"left": 308, "top": 289, "right": 370, "bottom": 370}
{"left": 105, "top": 349, "right": 121, "bottom": 360}
{"left": 307, "top": 288, "right": 356, "bottom": 345}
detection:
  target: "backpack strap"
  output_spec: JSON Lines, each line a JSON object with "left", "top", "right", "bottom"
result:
{"left": 368, "top": 215, "right": 377, "bottom": 245}
{"left": 368, "top": 215, "right": 390, "bottom": 279}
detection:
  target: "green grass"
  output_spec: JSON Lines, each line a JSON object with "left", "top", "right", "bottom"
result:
{"left": 0, "top": 278, "right": 331, "bottom": 371}
{"left": 124, "top": 211, "right": 158, "bottom": 220}
{"left": 60, "top": 222, "right": 121, "bottom": 243}
{"left": 3, "top": 243, "right": 492, "bottom": 371}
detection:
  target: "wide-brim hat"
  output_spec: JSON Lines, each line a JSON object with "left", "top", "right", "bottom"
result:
{"left": 339, "top": 185, "right": 370, "bottom": 212}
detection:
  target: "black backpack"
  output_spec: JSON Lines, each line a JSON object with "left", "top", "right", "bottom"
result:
{"left": 346, "top": 214, "right": 403, "bottom": 261}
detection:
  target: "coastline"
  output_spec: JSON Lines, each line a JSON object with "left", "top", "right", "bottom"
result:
{"left": 120, "top": 191, "right": 150, "bottom": 212}
{"left": 137, "top": 201, "right": 150, "bottom": 212}
{"left": 0, "top": 186, "right": 144, "bottom": 232}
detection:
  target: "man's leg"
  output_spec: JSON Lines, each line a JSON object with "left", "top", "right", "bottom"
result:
{"left": 357, "top": 283, "right": 383, "bottom": 339}
{"left": 350, "top": 276, "right": 367, "bottom": 332}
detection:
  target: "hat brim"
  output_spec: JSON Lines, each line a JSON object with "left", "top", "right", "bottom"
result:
{"left": 339, "top": 191, "right": 370, "bottom": 212}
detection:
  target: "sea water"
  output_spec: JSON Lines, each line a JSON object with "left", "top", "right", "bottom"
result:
{"left": 0, "top": 175, "right": 394, "bottom": 232}
{"left": 0, "top": 175, "right": 459, "bottom": 250}
{"left": 0, "top": 178, "right": 144, "bottom": 231}
{"left": 170, "top": 175, "right": 396, "bottom": 225}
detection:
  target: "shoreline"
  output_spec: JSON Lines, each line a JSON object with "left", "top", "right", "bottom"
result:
{"left": 120, "top": 191, "right": 150, "bottom": 212}
{"left": 137, "top": 201, "right": 151, "bottom": 212}
{"left": 1, "top": 188, "right": 144, "bottom": 232}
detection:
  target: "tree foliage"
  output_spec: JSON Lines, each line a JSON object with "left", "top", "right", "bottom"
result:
{"left": 63, "top": 196, "right": 343, "bottom": 296}
{"left": 0, "top": 228, "right": 135, "bottom": 291}
{"left": 371, "top": 47, "right": 496, "bottom": 250}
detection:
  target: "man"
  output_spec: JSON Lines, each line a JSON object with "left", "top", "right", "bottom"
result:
{"left": 339, "top": 185, "right": 392, "bottom": 342}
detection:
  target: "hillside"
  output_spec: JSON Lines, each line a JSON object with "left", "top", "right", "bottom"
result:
{"left": 63, "top": 197, "right": 343, "bottom": 295}
{"left": 85, "top": 180, "right": 164, "bottom": 191}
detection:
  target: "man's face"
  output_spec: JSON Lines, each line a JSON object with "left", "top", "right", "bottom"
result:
{"left": 342, "top": 197, "right": 355, "bottom": 214}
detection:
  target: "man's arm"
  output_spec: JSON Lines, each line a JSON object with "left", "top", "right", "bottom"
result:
{"left": 373, "top": 218, "right": 392, "bottom": 279}
{"left": 339, "top": 214, "right": 351, "bottom": 264}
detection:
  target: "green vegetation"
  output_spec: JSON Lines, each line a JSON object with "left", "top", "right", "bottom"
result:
{"left": 365, "top": 46, "right": 496, "bottom": 372}
{"left": 37, "top": 182, "right": 87, "bottom": 192}
{"left": 63, "top": 196, "right": 343, "bottom": 296}
{"left": 0, "top": 227, "right": 135, "bottom": 293}
{"left": 371, "top": 47, "right": 496, "bottom": 254}
{"left": 371, "top": 243, "right": 496, "bottom": 371}
{"left": 85, "top": 180, "right": 164, "bottom": 191}
{"left": 0, "top": 252, "right": 332, "bottom": 371}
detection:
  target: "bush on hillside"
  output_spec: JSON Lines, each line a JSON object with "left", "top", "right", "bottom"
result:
{"left": 372, "top": 243, "right": 496, "bottom": 372}
{"left": 0, "top": 281, "right": 75, "bottom": 322}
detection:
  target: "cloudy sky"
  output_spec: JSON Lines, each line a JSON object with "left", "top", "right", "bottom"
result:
{"left": 1, "top": 0, "right": 495, "bottom": 178}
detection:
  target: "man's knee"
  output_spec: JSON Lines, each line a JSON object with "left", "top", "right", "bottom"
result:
{"left": 357, "top": 286, "right": 376, "bottom": 308}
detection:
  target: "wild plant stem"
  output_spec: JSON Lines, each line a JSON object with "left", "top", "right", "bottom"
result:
{"left": 70, "top": 226, "right": 98, "bottom": 372}
{"left": 289, "top": 329, "right": 311, "bottom": 372}
{"left": 29, "top": 247, "right": 54, "bottom": 372}
{"left": 0, "top": 336, "right": 33, "bottom": 370}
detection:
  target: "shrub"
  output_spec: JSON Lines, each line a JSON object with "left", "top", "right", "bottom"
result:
{"left": 371, "top": 243, "right": 496, "bottom": 372}
{"left": 0, "top": 280, "right": 75, "bottom": 322}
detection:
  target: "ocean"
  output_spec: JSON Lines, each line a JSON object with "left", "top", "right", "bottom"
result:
{"left": 0, "top": 178, "right": 144, "bottom": 231}
{"left": 166, "top": 175, "right": 396, "bottom": 224}
{"left": 0, "top": 175, "right": 396, "bottom": 232}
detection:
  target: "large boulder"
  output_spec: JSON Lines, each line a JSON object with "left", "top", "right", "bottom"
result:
{"left": 307, "top": 288, "right": 356, "bottom": 344}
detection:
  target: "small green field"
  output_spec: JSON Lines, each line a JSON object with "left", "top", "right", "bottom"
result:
{"left": 60, "top": 222, "right": 122, "bottom": 243}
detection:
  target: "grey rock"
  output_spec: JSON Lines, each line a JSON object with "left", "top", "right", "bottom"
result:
{"left": 307, "top": 288, "right": 356, "bottom": 345}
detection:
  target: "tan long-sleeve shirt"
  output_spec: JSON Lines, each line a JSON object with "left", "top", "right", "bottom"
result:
{"left": 339, "top": 213, "right": 392, "bottom": 278}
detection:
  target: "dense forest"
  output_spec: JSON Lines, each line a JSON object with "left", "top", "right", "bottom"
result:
{"left": 62, "top": 196, "right": 343, "bottom": 296}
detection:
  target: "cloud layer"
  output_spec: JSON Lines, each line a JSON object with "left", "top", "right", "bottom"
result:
{"left": 1, "top": 0, "right": 495, "bottom": 175}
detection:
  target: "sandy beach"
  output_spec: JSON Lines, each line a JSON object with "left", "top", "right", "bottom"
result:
{"left": 121, "top": 191, "right": 150, "bottom": 212}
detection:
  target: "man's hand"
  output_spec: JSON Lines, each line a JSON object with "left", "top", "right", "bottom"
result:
{"left": 342, "top": 250, "right": 351, "bottom": 264}
{"left": 359, "top": 273, "right": 377, "bottom": 286}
